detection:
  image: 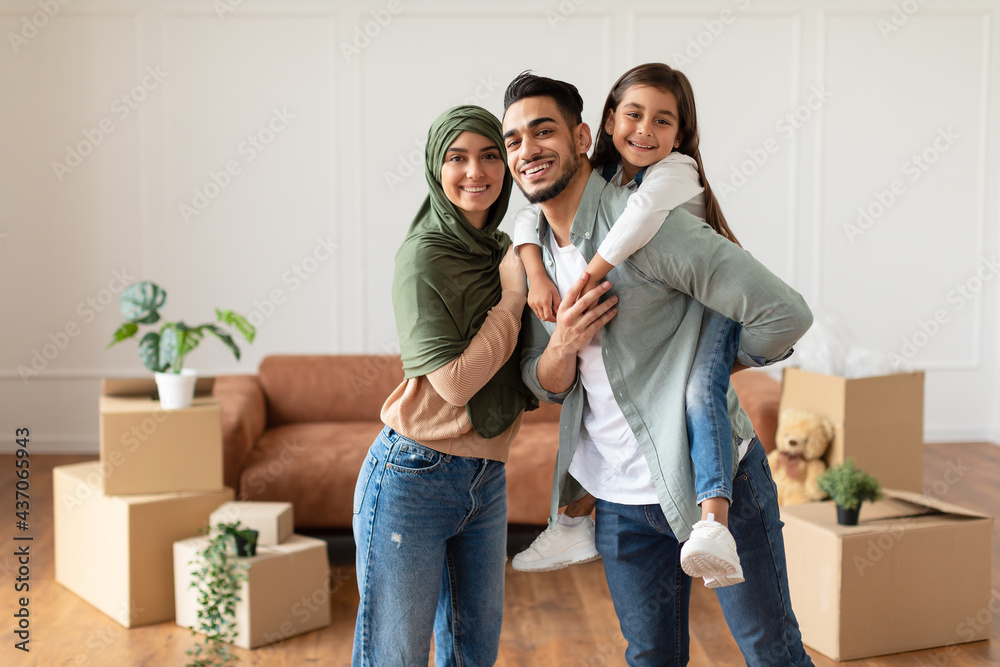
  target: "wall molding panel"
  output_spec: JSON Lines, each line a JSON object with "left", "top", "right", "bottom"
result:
{"left": 1, "top": 0, "right": 997, "bottom": 453}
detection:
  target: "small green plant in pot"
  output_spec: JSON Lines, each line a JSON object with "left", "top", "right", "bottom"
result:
{"left": 186, "top": 521, "right": 258, "bottom": 667}
{"left": 815, "top": 458, "right": 884, "bottom": 525}
{"left": 107, "top": 281, "right": 255, "bottom": 409}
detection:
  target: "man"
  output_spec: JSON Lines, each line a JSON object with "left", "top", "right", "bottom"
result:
{"left": 502, "top": 71, "right": 815, "bottom": 666}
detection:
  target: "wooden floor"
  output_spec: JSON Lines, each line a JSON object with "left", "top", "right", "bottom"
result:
{"left": 2, "top": 444, "right": 999, "bottom": 666}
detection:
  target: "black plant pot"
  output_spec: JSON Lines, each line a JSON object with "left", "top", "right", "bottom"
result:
{"left": 233, "top": 529, "right": 259, "bottom": 557}
{"left": 836, "top": 505, "right": 860, "bottom": 526}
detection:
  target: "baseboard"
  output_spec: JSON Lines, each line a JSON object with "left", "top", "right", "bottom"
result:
{"left": 924, "top": 426, "right": 998, "bottom": 444}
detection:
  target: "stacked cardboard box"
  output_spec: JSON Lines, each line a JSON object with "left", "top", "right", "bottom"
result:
{"left": 174, "top": 502, "right": 331, "bottom": 648}
{"left": 783, "top": 491, "right": 993, "bottom": 660}
{"left": 54, "top": 378, "right": 232, "bottom": 627}
{"left": 779, "top": 368, "right": 925, "bottom": 492}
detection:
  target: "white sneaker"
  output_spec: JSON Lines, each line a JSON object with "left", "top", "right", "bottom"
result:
{"left": 511, "top": 517, "right": 601, "bottom": 572}
{"left": 680, "top": 518, "right": 744, "bottom": 588}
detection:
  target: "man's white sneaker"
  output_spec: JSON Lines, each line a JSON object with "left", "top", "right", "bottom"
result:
{"left": 680, "top": 519, "right": 744, "bottom": 588}
{"left": 511, "top": 517, "right": 601, "bottom": 572}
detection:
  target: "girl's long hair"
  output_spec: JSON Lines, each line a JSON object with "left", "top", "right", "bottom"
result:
{"left": 590, "top": 63, "right": 740, "bottom": 246}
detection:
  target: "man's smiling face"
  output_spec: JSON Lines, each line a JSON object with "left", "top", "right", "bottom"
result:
{"left": 502, "top": 96, "right": 587, "bottom": 204}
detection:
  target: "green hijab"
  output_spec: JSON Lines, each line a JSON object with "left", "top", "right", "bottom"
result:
{"left": 391, "top": 105, "right": 537, "bottom": 438}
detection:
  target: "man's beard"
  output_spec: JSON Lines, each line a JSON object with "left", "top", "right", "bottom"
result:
{"left": 520, "top": 152, "right": 581, "bottom": 204}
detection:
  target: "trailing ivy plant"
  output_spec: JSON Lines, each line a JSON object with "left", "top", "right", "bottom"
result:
{"left": 815, "top": 458, "right": 883, "bottom": 511}
{"left": 186, "top": 521, "right": 253, "bottom": 667}
{"left": 107, "top": 281, "right": 255, "bottom": 373}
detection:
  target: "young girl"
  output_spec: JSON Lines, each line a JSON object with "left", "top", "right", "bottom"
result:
{"left": 511, "top": 63, "right": 747, "bottom": 588}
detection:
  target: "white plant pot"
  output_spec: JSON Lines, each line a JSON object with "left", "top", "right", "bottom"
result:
{"left": 154, "top": 369, "right": 198, "bottom": 410}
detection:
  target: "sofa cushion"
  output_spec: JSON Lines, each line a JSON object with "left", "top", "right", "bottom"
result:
{"left": 239, "top": 422, "right": 384, "bottom": 528}
{"left": 259, "top": 355, "right": 404, "bottom": 426}
{"left": 239, "top": 418, "right": 562, "bottom": 528}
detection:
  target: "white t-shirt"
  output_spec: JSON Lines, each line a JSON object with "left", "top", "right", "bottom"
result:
{"left": 547, "top": 233, "right": 659, "bottom": 505}
{"left": 513, "top": 152, "right": 706, "bottom": 267}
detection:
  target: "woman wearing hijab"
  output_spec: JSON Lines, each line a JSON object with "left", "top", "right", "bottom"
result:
{"left": 352, "top": 105, "right": 536, "bottom": 666}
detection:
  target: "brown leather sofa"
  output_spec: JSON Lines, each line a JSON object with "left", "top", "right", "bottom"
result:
{"left": 213, "top": 355, "right": 779, "bottom": 529}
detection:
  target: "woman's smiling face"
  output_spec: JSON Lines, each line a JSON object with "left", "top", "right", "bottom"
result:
{"left": 440, "top": 131, "right": 506, "bottom": 229}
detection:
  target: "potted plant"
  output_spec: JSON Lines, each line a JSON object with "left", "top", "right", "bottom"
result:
{"left": 107, "top": 281, "right": 255, "bottom": 409}
{"left": 186, "top": 521, "right": 257, "bottom": 667}
{"left": 815, "top": 458, "right": 884, "bottom": 525}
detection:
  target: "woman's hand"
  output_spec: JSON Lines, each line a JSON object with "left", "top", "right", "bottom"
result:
{"left": 499, "top": 246, "right": 528, "bottom": 296}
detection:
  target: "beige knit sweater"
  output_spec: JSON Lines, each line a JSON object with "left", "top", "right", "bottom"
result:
{"left": 381, "top": 291, "right": 528, "bottom": 462}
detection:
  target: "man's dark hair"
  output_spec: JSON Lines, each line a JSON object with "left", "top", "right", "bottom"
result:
{"left": 503, "top": 71, "right": 584, "bottom": 126}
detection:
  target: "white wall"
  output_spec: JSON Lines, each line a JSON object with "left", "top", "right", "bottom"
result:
{"left": 1, "top": 0, "right": 997, "bottom": 452}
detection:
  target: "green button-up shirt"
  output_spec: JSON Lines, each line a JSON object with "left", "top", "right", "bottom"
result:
{"left": 519, "top": 170, "right": 813, "bottom": 541}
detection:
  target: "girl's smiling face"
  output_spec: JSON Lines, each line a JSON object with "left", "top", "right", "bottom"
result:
{"left": 440, "top": 131, "right": 505, "bottom": 229}
{"left": 605, "top": 85, "right": 681, "bottom": 182}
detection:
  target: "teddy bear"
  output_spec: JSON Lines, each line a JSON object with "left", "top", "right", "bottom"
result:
{"left": 767, "top": 408, "right": 835, "bottom": 506}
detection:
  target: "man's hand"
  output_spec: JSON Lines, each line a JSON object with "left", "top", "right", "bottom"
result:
{"left": 536, "top": 271, "right": 618, "bottom": 394}
{"left": 552, "top": 271, "right": 617, "bottom": 354}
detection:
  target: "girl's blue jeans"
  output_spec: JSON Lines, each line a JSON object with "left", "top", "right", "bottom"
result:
{"left": 352, "top": 426, "right": 507, "bottom": 667}
{"left": 686, "top": 308, "right": 742, "bottom": 506}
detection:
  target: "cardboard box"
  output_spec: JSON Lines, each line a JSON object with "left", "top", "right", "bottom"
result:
{"left": 53, "top": 462, "right": 233, "bottom": 627}
{"left": 174, "top": 534, "right": 331, "bottom": 649}
{"left": 779, "top": 368, "right": 924, "bottom": 492}
{"left": 99, "top": 377, "right": 223, "bottom": 495}
{"left": 209, "top": 501, "right": 294, "bottom": 546}
{"left": 782, "top": 490, "right": 993, "bottom": 660}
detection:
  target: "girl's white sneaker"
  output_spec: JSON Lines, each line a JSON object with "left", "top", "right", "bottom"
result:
{"left": 680, "top": 518, "right": 744, "bottom": 588}
{"left": 511, "top": 517, "right": 601, "bottom": 572}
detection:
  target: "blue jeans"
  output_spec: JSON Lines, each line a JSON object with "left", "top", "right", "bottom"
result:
{"left": 352, "top": 426, "right": 507, "bottom": 667}
{"left": 595, "top": 439, "right": 813, "bottom": 667}
{"left": 686, "top": 309, "right": 741, "bottom": 505}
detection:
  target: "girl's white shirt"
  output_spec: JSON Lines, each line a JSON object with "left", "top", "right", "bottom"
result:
{"left": 512, "top": 152, "right": 706, "bottom": 266}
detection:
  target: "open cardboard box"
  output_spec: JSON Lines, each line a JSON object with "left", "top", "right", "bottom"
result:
{"left": 782, "top": 490, "right": 993, "bottom": 661}
{"left": 54, "top": 462, "right": 233, "bottom": 627}
{"left": 780, "top": 368, "right": 925, "bottom": 492}
{"left": 99, "top": 377, "right": 223, "bottom": 495}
